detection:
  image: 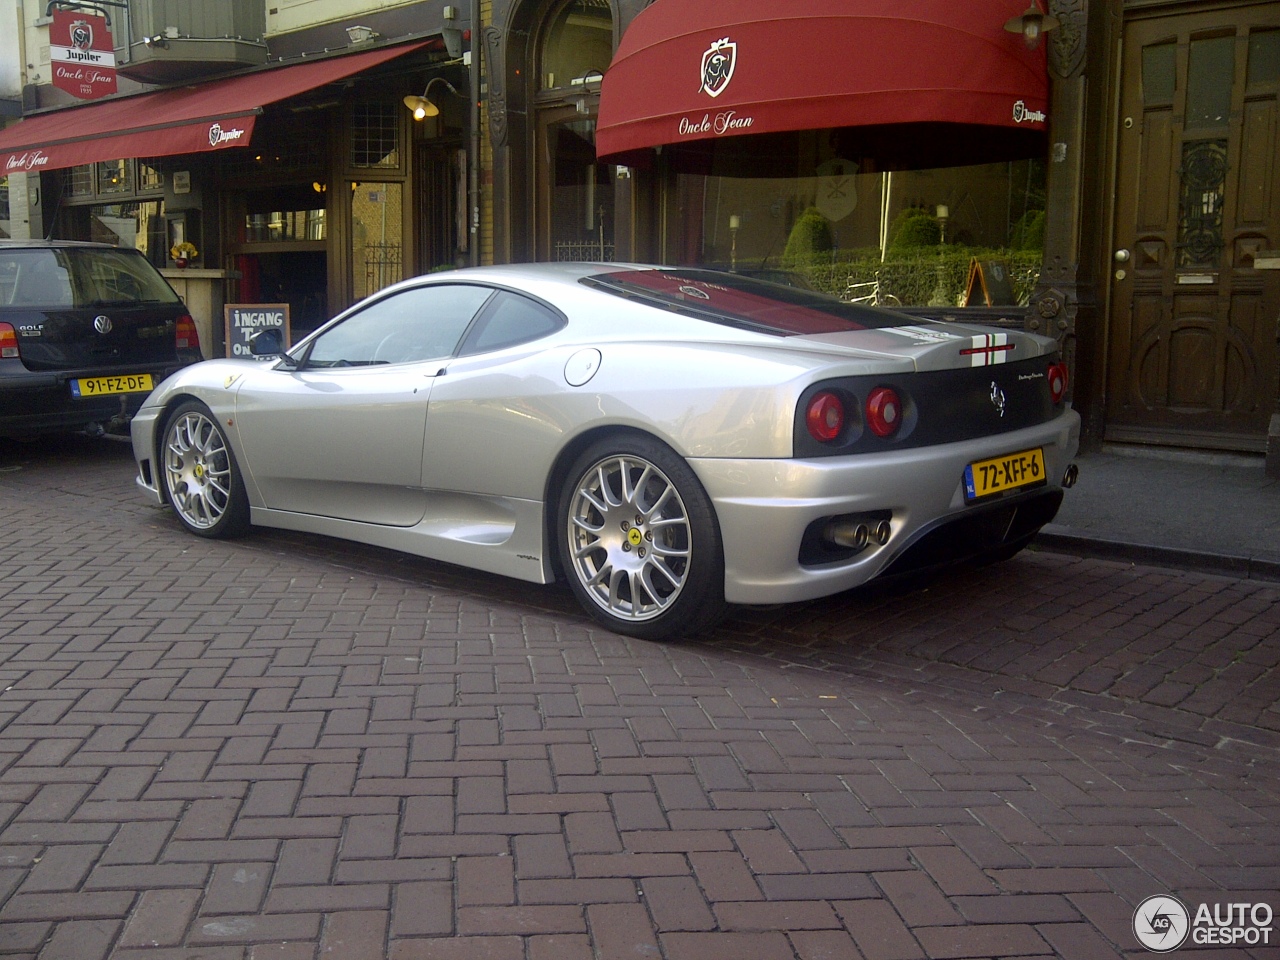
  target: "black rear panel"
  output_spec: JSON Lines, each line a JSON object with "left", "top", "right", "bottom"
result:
{"left": 11, "top": 303, "right": 190, "bottom": 371}
{"left": 793, "top": 354, "right": 1061, "bottom": 457}
{"left": 2, "top": 245, "right": 190, "bottom": 372}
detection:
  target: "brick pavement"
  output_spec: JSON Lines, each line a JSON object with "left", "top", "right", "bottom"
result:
{"left": 0, "top": 437, "right": 1276, "bottom": 959}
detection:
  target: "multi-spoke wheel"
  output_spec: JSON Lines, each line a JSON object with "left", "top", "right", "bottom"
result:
{"left": 559, "top": 434, "right": 724, "bottom": 640}
{"left": 161, "top": 400, "right": 250, "bottom": 539}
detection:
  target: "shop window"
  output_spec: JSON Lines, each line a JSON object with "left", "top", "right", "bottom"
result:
{"left": 97, "top": 159, "right": 132, "bottom": 195}
{"left": 351, "top": 181, "right": 404, "bottom": 300}
{"left": 138, "top": 159, "right": 166, "bottom": 191}
{"left": 350, "top": 102, "right": 400, "bottom": 169}
{"left": 67, "top": 165, "right": 94, "bottom": 198}
{"left": 0, "top": 176, "right": 9, "bottom": 238}
{"left": 87, "top": 201, "right": 168, "bottom": 266}
{"left": 670, "top": 157, "right": 1046, "bottom": 309}
{"left": 241, "top": 185, "right": 327, "bottom": 243}
{"left": 540, "top": 0, "right": 612, "bottom": 91}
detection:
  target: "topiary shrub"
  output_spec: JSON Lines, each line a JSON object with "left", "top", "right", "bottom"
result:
{"left": 1011, "top": 209, "right": 1045, "bottom": 250}
{"left": 782, "top": 207, "right": 834, "bottom": 262}
{"left": 887, "top": 208, "right": 941, "bottom": 252}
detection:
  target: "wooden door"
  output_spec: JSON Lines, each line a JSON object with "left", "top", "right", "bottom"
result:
{"left": 1107, "top": 5, "right": 1280, "bottom": 451}
{"left": 535, "top": 103, "right": 615, "bottom": 263}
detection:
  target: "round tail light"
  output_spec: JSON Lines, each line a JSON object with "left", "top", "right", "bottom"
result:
{"left": 865, "top": 386, "right": 902, "bottom": 438}
{"left": 806, "top": 391, "right": 845, "bottom": 443}
{"left": 1048, "top": 362, "right": 1068, "bottom": 404}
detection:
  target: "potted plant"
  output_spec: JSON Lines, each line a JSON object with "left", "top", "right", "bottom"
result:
{"left": 170, "top": 241, "right": 198, "bottom": 268}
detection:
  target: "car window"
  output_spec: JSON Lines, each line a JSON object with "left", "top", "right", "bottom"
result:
{"left": 305, "top": 283, "right": 494, "bottom": 367}
{"left": 584, "top": 268, "right": 910, "bottom": 335}
{"left": 0, "top": 248, "right": 179, "bottom": 308}
{"left": 459, "top": 290, "right": 564, "bottom": 355}
{"left": 3, "top": 250, "right": 74, "bottom": 306}
{"left": 72, "top": 248, "right": 179, "bottom": 305}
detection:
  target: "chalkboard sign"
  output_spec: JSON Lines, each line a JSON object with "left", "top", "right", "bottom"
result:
{"left": 224, "top": 303, "right": 290, "bottom": 359}
{"left": 963, "top": 259, "right": 1016, "bottom": 306}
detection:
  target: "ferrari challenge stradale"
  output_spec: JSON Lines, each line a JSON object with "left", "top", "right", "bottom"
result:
{"left": 133, "top": 263, "right": 1080, "bottom": 639}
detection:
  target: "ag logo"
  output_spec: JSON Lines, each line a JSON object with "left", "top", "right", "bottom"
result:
{"left": 1134, "top": 895, "right": 1190, "bottom": 952}
{"left": 70, "top": 19, "right": 93, "bottom": 50}
{"left": 699, "top": 37, "right": 736, "bottom": 98}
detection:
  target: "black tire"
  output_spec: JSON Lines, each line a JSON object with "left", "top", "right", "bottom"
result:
{"left": 160, "top": 400, "right": 251, "bottom": 539}
{"left": 558, "top": 434, "right": 725, "bottom": 640}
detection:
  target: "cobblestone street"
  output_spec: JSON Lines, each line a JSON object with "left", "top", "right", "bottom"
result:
{"left": 0, "top": 437, "right": 1276, "bottom": 959}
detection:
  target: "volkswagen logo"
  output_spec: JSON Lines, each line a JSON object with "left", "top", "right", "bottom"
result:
{"left": 93, "top": 315, "right": 113, "bottom": 335}
{"left": 989, "top": 381, "right": 1006, "bottom": 418}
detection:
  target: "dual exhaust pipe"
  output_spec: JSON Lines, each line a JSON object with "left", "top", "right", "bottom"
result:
{"left": 825, "top": 517, "right": 892, "bottom": 551}
{"left": 819, "top": 462, "right": 1078, "bottom": 555}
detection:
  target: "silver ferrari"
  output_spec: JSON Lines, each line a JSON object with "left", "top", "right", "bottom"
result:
{"left": 132, "top": 263, "right": 1080, "bottom": 639}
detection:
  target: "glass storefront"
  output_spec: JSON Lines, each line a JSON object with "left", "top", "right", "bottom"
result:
{"left": 0, "top": 175, "right": 9, "bottom": 238}
{"left": 668, "top": 157, "right": 1046, "bottom": 309}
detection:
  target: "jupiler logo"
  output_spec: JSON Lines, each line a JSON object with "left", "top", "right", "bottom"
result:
{"left": 209, "top": 123, "right": 246, "bottom": 147}
{"left": 70, "top": 19, "right": 93, "bottom": 51}
{"left": 699, "top": 37, "right": 736, "bottom": 98}
{"left": 1012, "top": 100, "right": 1046, "bottom": 124}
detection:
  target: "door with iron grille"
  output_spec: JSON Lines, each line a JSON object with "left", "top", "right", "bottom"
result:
{"left": 1108, "top": 5, "right": 1280, "bottom": 450}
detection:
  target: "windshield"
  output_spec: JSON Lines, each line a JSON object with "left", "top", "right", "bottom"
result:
{"left": 582, "top": 268, "right": 909, "bottom": 336}
{"left": 0, "top": 247, "right": 181, "bottom": 308}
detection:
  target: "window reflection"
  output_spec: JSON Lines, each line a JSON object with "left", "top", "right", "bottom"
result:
{"left": 672, "top": 159, "right": 1045, "bottom": 309}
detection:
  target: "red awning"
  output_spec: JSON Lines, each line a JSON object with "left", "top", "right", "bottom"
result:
{"left": 0, "top": 42, "right": 427, "bottom": 175}
{"left": 596, "top": 0, "right": 1049, "bottom": 169}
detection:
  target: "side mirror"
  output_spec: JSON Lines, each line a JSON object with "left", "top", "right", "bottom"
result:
{"left": 249, "top": 328, "right": 284, "bottom": 357}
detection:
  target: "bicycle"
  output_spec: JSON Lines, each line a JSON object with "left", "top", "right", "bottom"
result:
{"left": 843, "top": 276, "right": 902, "bottom": 307}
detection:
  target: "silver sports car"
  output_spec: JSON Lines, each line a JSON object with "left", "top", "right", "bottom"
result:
{"left": 132, "top": 263, "right": 1080, "bottom": 639}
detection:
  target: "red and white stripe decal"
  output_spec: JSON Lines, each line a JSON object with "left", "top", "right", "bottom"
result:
{"left": 961, "top": 333, "right": 1012, "bottom": 366}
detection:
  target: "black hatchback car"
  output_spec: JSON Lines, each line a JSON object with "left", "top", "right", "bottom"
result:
{"left": 0, "top": 240, "right": 202, "bottom": 439}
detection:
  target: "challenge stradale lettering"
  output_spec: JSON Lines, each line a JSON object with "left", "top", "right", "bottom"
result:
{"left": 678, "top": 111, "right": 755, "bottom": 137}
{"left": 5, "top": 150, "right": 50, "bottom": 173}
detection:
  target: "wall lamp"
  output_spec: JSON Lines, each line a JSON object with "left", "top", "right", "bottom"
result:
{"left": 571, "top": 69, "right": 603, "bottom": 114}
{"left": 403, "top": 77, "right": 460, "bottom": 120}
{"left": 345, "top": 24, "right": 378, "bottom": 44}
{"left": 1004, "top": 0, "right": 1059, "bottom": 49}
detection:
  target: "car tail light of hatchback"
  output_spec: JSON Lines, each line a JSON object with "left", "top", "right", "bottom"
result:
{"left": 865, "top": 386, "right": 902, "bottom": 438}
{"left": 1048, "top": 361, "right": 1068, "bottom": 404}
{"left": 175, "top": 314, "right": 200, "bottom": 352}
{"left": 806, "top": 391, "right": 845, "bottom": 443}
{"left": 0, "top": 323, "right": 19, "bottom": 359}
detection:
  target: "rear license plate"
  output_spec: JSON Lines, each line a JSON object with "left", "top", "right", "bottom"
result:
{"left": 964, "top": 447, "right": 1046, "bottom": 501}
{"left": 70, "top": 374, "right": 155, "bottom": 398}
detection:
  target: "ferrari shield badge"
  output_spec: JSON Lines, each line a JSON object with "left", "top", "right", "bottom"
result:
{"left": 699, "top": 37, "right": 736, "bottom": 98}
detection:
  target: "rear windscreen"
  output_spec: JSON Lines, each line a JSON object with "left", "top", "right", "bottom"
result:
{"left": 581, "top": 268, "right": 908, "bottom": 335}
{"left": 0, "top": 247, "right": 181, "bottom": 308}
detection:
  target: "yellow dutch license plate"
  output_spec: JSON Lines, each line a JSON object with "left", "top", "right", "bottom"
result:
{"left": 963, "top": 447, "right": 1046, "bottom": 501}
{"left": 70, "top": 373, "right": 155, "bottom": 398}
